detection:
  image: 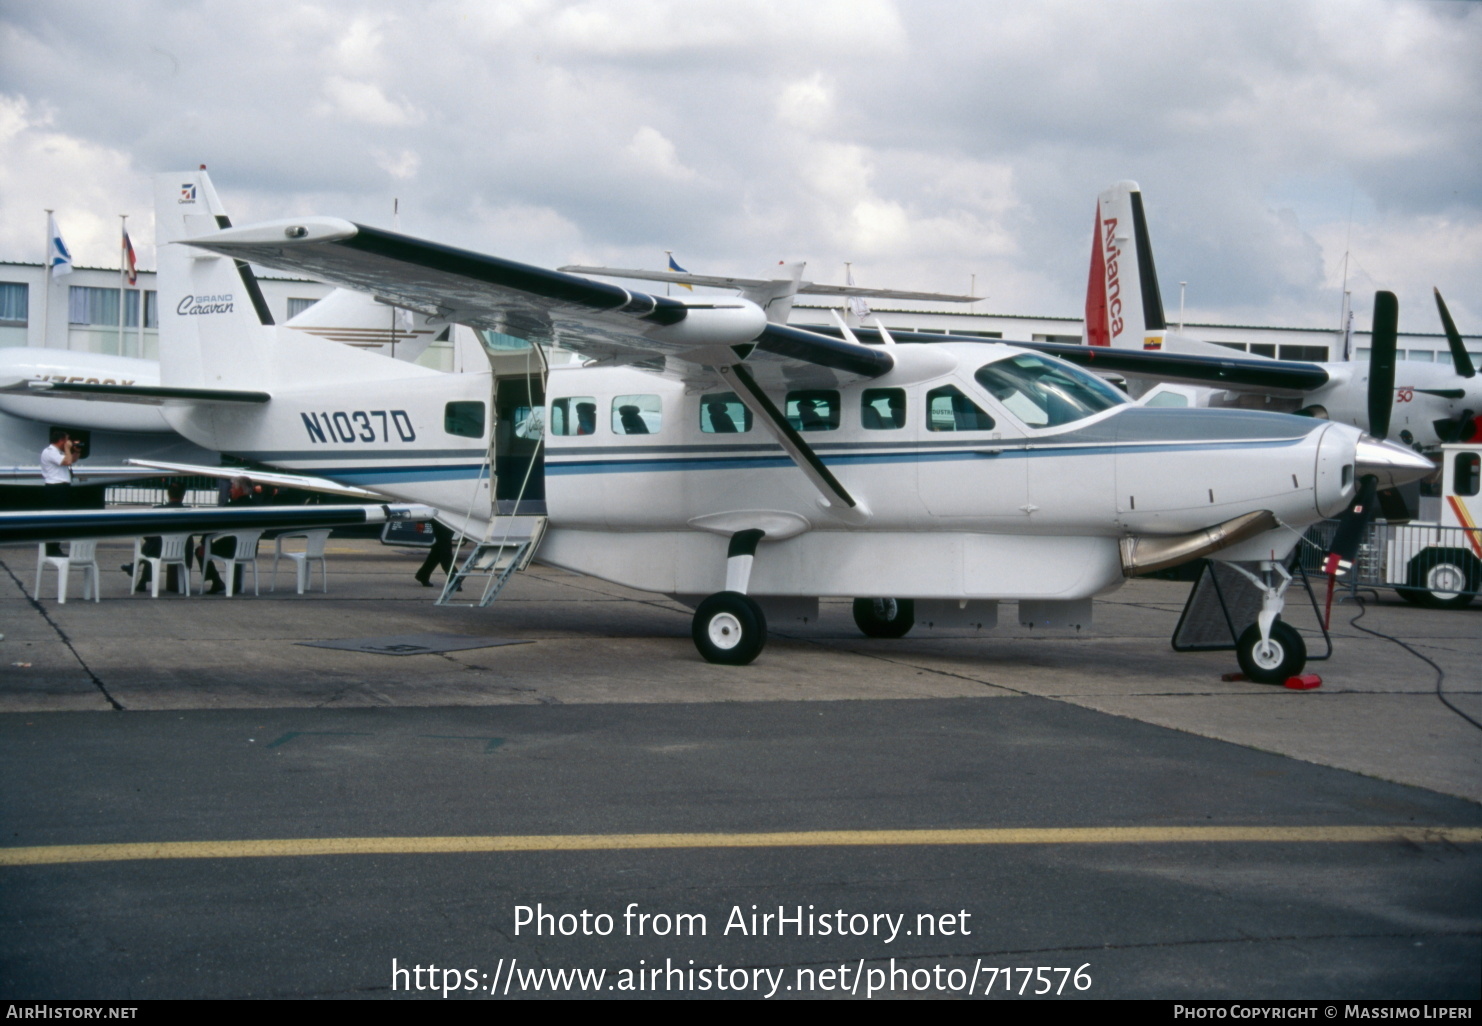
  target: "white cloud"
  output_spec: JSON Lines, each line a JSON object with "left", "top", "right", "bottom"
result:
{"left": 0, "top": 94, "right": 154, "bottom": 269}
{"left": 316, "top": 76, "right": 423, "bottom": 127}
{"left": 625, "top": 126, "right": 696, "bottom": 181}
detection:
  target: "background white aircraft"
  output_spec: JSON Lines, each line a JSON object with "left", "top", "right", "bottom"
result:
{"left": 0, "top": 286, "right": 452, "bottom": 503}
{"left": 4, "top": 170, "right": 1434, "bottom": 685}
{"left": 1076, "top": 181, "right": 1480, "bottom": 452}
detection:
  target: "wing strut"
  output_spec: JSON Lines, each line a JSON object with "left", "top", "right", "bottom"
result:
{"left": 719, "top": 363, "right": 867, "bottom": 521}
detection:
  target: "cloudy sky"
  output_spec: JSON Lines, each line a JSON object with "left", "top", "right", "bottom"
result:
{"left": 2, "top": 0, "right": 1479, "bottom": 332}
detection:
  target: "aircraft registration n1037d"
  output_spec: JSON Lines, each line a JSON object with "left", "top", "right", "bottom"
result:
{"left": 6, "top": 170, "right": 1435, "bottom": 681}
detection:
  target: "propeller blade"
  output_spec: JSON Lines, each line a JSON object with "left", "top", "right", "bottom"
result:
{"left": 1434, "top": 288, "right": 1476, "bottom": 379}
{"left": 1368, "top": 291, "right": 1398, "bottom": 440}
{"left": 1323, "top": 474, "right": 1380, "bottom": 577}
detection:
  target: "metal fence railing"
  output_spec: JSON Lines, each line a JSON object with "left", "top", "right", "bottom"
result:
{"left": 1300, "top": 519, "right": 1481, "bottom": 604}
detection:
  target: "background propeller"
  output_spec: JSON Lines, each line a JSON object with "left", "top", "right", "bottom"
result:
{"left": 1432, "top": 288, "right": 1479, "bottom": 443}
{"left": 1367, "top": 290, "right": 1398, "bottom": 441}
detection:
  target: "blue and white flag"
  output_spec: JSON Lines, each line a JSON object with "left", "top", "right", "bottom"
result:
{"left": 47, "top": 214, "right": 73, "bottom": 277}
{"left": 666, "top": 251, "right": 692, "bottom": 291}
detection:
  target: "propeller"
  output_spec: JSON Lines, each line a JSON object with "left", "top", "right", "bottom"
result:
{"left": 1321, "top": 473, "right": 1381, "bottom": 627}
{"left": 1367, "top": 290, "right": 1398, "bottom": 441}
{"left": 1431, "top": 288, "right": 1480, "bottom": 443}
{"left": 1435, "top": 288, "right": 1476, "bottom": 378}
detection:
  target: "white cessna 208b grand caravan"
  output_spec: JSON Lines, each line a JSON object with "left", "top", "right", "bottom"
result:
{"left": 5, "top": 170, "right": 1434, "bottom": 680}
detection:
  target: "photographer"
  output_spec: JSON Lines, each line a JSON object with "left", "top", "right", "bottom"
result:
{"left": 39, "top": 429, "right": 82, "bottom": 555}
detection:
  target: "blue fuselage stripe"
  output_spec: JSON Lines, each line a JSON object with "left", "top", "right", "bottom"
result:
{"left": 544, "top": 438, "right": 1305, "bottom": 475}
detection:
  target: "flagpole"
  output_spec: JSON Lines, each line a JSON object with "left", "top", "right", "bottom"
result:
{"left": 42, "top": 209, "right": 52, "bottom": 347}
{"left": 118, "top": 214, "right": 128, "bottom": 354}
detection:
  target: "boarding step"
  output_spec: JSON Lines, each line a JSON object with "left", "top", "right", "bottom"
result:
{"left": 436, "top": 515, "right": 547, "bottom": 608}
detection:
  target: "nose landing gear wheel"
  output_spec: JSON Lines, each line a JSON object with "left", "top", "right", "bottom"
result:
{"left": 852, "top": 597, "right": 915, "bottom": 638}
{"left": 692, "top": 591, "right": 767, "bottom": 665}
{"left": 1235, "top": 620, "right": 1306, "bottom": 684}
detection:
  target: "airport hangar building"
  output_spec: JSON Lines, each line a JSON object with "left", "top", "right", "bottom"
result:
{"left": 2, "top": 260, "right": 1477, "bottom": 372}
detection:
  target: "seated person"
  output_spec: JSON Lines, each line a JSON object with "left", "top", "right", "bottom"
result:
{"left": 202, "top": 476, "right": 256, "bottom": 595}
{"left": 122, "top": 481, "right": 190, "bottom": 592}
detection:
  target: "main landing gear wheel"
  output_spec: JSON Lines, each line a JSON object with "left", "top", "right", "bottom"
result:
{"left": 852, "top": 597, "right": 915, "bottom": 638}
{"left": 692, "top": 591, "right": 767, "bottom": 665}
{"left": 1236, "top": 620, "right": 1306, "bottom": 685}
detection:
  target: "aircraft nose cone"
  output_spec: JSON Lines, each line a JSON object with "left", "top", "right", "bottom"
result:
{"left": 1355, "top": 436, "right": 1436, "bottom": 489}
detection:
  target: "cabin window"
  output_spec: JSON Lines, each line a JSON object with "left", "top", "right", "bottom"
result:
{"left": 612, "top": 394, "right": 662, "bottom": 435}
{"left": 974, "top": 353, "right": 1124, "bottom": 428}
{"left": 700, "top": 392, "right": 751, "bottom": 433}
{"left": 785, "top": 390, "right": 840, "bottom": 432}
{"left": 1456, "top": 452, "right": 1481, "bottom": 498}
{"left": 925, "top": 385, "right": 995, "bottom": 431}
{"left": 444, "top": 401, "right": 486, "bottom": 439}
{"left": 550, "top": 396, "right": 597, "bottom": 436}
{"left": 861, "top": 388, "right": 906, "bottom": 429}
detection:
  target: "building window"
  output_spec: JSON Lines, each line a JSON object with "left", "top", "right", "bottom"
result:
{"left": 0, "top": 282, "right": 28, "bottom": 325}
{"left": 1032, "top": 333, "right": 1081, "bottom": 344}
{"left": 1248, "top": 343, "right": 1277, "bottom": 358}
{"left": 69, "top": 286, "right": 121, "bottom": 326}
{"left": 287, "top": 297, "right": 319, "bottom": 318}
{"left": 1278, "top": 344, "right": 1328, "bottom": 362}
{"left": 124, "top": 290, "right": 158, "bottom": 328}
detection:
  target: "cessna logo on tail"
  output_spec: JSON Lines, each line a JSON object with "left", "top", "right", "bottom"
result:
{"left": 179, "top": 183, "right": 197, "bottom": 204}
{"left": 1102, "top": 216, "right": 1124, "bottom": 338}
{"left": 176, "top": 294, "right": 234, "bottom": 316}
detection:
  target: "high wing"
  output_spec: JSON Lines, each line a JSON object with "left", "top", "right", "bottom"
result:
{"left": 816, "top": 326, "right": 1332, "bottom": 395}
{"left": 0, "top": 503, "right": 432, "bottom": 545}
{"left": 178, "top": 219, "right": 894, "bottom": 389}
{"left": 557, "top": 265, "right": 980, "bottom": 303}
{"left": 124, "top": 459, "right": 384, "bottom": 501}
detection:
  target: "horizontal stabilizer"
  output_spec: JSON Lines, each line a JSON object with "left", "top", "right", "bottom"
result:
{"left": 2, "top": 381, "right": 271, "bottom": 406}
{"left": 0, "top": 503, "right": 432, "bottom": 545}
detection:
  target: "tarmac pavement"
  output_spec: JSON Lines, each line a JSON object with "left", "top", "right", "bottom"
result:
{"left": 1, "top": 538, "right": 1479, "bottom": 999}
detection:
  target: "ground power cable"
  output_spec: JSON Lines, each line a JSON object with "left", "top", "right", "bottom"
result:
{"left": 1346, "top": 588, "right": 1482, "bottom": 733}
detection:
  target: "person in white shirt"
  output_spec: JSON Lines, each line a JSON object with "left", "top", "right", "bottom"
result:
{"left": 40, "top": 428, "right": 81, "bottom": 554}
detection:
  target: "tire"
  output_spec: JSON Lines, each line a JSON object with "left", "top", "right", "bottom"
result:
{"left": 692, "top": 591, "right": 767, "bottom": 665}
{"left": 1236, "top": 620, "right": 1307, "bottom": 685}
{"left": 852, "top": 597, "right": 916, "bottom": 639}
{"left": 1406, "top": 548, "right": 1479, "bottom": 610}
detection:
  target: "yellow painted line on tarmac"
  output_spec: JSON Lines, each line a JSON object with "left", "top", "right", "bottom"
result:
{"left": 2, "top": 825, "right": 1480, "bottom": 868}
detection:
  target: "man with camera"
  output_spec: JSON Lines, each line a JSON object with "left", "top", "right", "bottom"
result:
{"left": 40, "top": 428, "right": 82, "bottom": 555}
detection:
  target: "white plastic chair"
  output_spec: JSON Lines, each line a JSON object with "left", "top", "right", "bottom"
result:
{"left": 203, "top": 529, "right": 263, "bottom": 597}
{"left": 271, "top": 529, "right": 331, "bottom": 594}
{"left": 35, "top": 540, "right": 101, "bottom": 604}
{"left": 130, "top": 532, "right": 193, "bottom": 598}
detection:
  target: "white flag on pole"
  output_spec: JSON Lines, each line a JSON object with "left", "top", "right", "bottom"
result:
{"left": 845, "top": 264, "right": 870, "bottom": 319}
{"left": 47, "top": 214, "right": 74, "bottom": 277}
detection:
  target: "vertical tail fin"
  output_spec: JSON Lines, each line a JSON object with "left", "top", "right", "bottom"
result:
{"left": 1085, "top": 180, "right": 1167, "bottom": 350}
{"left": 739, "top": 261, "right": 806, "bottom": 325}
{"left": 155, "top": 169, "right": 277, "bottom": 388}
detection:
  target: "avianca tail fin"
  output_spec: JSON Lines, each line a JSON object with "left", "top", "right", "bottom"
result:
{"left": 1085, "top": 180, "right": 1167, "bottom": 350}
